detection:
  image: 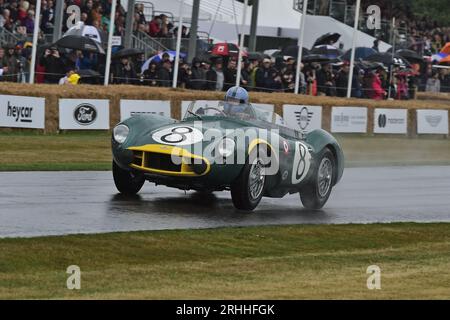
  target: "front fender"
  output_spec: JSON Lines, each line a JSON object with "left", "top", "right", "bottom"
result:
{"left": 304, "top": 129, "right": 345, "bottom": 185}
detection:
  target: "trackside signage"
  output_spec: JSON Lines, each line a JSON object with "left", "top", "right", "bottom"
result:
{"left": 120, "top": 100, "right": 171, "bottom": 121}
{"left": 0, "top": 94, "right": 45, "bottom": 129}
{"left": 331, "top": 106, "right": 368, "bottom": 133}
{"left": 374, "top": 108, "right": 408, "bottom": 134}
{"left": 59, "top": 99, "right": 110, "bottom": 130}
{"left": 417, "top": 109, "right": 449, "bottom": 135}
{"left": 283, "top": 105, "right": 322, "bottom": 133}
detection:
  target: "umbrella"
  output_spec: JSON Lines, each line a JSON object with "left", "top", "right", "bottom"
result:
{"left": 311, "top": 45, "right": 342, "bottom": 59}
{"left": 365, "top": 52, "right": 411, "bottom": 67}
{"left": 314, "top": 32, "right": 341, "bottom": 47}
{"left": 302, "top": 54, "right": 331, "bottom": 63}
{"left": 341, "top": 47, "right": 376, "bottom": 61}
{"left": 441, "top": 43, "right": 450, "bottom": 55}
{"left": 77, "top": 69, "right": 101, "bottom": 78}
{"left": 280, "top": 46, "right": 310, "bottom": 58}
{"left": 63, "top": 21, "right": 107, "bottom": 44}
{"left": 439, "top": 55, "right": 450, "bottom": 65}
{"left": 112, "top": 48, "right": 144, "bottom": 59}
{"left": 247, "top": 52, "right": 265, "bottom": 61}
{"left": 141, "top": 50, "right": 187, "bottom": 73}
{"left": 53, "top": 35, "right": 105, "bottom": 54}
{"left": 395, "top": 49, "right": 424, "bottom": 64}
{"left": 430, "top": 52, "right": 448, "bottom": 63}
{"left": 209, "top": 43, "right": 247, "bottom": 57}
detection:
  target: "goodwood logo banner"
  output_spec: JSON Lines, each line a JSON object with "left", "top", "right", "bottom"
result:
{"left": 0, "top": 94, "right": 45, "bottom": 129}
{"left": 417, "top": 110, "right": 449, "bottom": 134}
{"left": 331, "top": 106, "right": 368, "bottom": 133}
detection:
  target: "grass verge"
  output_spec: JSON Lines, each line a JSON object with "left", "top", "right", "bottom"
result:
{"left": 0, "top": 223, "right": 449, "bottom": 299}
{"left": 1, "top": 132, "right": 450, "bottom": 170}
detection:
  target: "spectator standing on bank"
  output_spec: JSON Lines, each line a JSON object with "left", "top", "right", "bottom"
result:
{"left": 206, "top": 58, "right": 224, "bottom": 91}
{"left": 223, "top": 59, "right": 238, "bottom": 91}
{"left": 316, "top": 63, "right": 336, "bottom": 96}
{"left": 143, "top": 61, "right": 158, "bottom": 86}
{"left": 113, "top": 57, "right": 137, "bottom": 84}
{"left": 189, "top": 57, "right": 206, "bottom": 90}
{"left": 39, "top": 46, "right": 66, "bottom": 84}
{"left": 2, "top": 43, "right": 18, "bottom": 82}
{"left": 426, "top": 71, "right": 441, "bottom": 93}
{"left": 156, "top": 59, "right": 172, "bottom": 87}
{"left": 255, "top": 58, "right": 276, "bottom": 92}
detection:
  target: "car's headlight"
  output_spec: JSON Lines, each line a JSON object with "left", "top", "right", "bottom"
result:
{"left": 113, "top": 124, "right": 129, "bottom": 144}
{"left": 217, "top": 138, "right": 235, "bottom": 157}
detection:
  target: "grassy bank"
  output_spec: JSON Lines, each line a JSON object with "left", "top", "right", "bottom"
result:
{"left": 0, "top": 223, "right": 449, "bottom": 299}
{"left": 1, "top": 132, "right": 450, "bottom": 170}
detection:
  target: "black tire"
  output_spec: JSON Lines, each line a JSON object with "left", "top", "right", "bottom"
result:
{"left": 231, "top": 148, "right": 267, "bottom": 211}
{"left": 300, "top": 148, "right": 335, "bottom": 210}
{"left": 112, "top": 160, "right": 145, "bottom": 195}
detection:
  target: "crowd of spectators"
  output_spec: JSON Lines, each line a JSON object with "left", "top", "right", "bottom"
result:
{"left": 0, "top": 0, "right": 449, "bottom": 96}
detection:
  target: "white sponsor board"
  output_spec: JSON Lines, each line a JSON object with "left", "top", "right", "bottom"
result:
{"left": 181, "top": 100, "right": 220, "bottom": 119}
{"left": 59, "top": 99, "right": 110, "bottom": 130}
{"left": 331, "top": 107, "right": 368, "bottom": 133}
{"left": 417, "top": 109, "right": 449, "bottom": 134}
{"left": 0, "top": 94, "right": 45, "bottom": 129}
{"left": 283, "top": 105, "right": 322, "bottom": 133}
{"left": 120, "top": 100, "right": 171, "bottom": 121}
{"left": 374, "top": 109, "right": 408, "bottom": 134}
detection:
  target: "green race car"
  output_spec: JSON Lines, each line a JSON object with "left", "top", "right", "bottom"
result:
{"left": 112, "top": 100, "right": 344, "bottom": 211}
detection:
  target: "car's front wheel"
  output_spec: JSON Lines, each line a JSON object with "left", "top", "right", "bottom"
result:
{"left": 112, "top": 160, "right": 145, "bottom": 195}
{"left": 231, "top": 148, "right": 267, "bottom": 211}
{"left": 300, "top": 148, "right": 335, "bottom": 210}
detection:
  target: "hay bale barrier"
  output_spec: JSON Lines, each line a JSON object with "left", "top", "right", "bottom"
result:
{"left": 0, "top": 83, "right": 449, "bottom": 137}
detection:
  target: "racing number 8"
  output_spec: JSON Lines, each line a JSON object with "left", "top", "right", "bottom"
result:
{"left": 160, "top": 127, "right": 193, "bottom": 144}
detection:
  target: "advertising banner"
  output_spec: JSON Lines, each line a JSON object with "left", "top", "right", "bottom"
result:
{"left": 120, "top": 100, "right": 171, "bottom": 121}
{"left": 59, "top": 99, "right": 110, "bottom": 130}
{"left": 283, "top": 105, "right": 322, "bottom": 133}
{"left": 417, "top": 109, "right": 449, "bottom": 134}
{"left": 0, "top": 94, "right": 45, "bottom": 129}
{"left": 331, "top": 107, "right": 368, "bottom": 133}
{"left": 374, "top": 108, "right": 408, "bottom": 134}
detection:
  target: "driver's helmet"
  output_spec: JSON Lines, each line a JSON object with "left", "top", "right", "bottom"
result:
{"left": 223, "top": 86, "right": 249, "bottom": 114}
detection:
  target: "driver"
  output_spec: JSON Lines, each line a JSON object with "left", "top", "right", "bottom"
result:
{"left": 223, "top": 86, "right": 254, "bottom": 118}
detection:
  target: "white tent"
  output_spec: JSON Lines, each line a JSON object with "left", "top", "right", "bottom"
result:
{"left": 149, "top": 0, "right": 391, "bottom": 51}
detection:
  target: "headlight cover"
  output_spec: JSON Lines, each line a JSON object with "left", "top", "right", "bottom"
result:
{"left": 113, "top": 124, "right": 129, "bottom": 144}
{"left": 217, "top": 138, "right": 235, "bottom": 157}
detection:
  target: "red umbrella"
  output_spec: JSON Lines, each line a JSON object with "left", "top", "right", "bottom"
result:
{"left": 209, "top": 43, "right": 248, "bottom": 57}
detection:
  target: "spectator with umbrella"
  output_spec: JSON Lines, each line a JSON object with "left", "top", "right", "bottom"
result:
{"left": 156, "top": 59, "right": 172, "bottom": 87}
{"left": 189, "top": 57, "right": 206, "bottom": 90}
{"left": 316, "top": 63, "right": 336, "bottom": 96}
{"left": 206, "top": 57, "right": 225, "bottom": 91}
{"left": 39, "top": 45, "right": 66, "bottom": 84}
{"left": 143, "top": 61, "right": 158, "bottom": 86}
{"left": 112, "top": 56, "right": 137, "bottom": 85}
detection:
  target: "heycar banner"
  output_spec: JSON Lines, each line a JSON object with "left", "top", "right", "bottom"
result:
{"left": 374, "top": 108, "right": 408, "bottom": 134}
{"left": 181, "top": 100, "right": 220, "bottom": 120}
{"left": 331, "top": 107, "right": 368, "bottom": 133}
{"left": 283, "top": 105, "right": 322, "bottom": 133}
{"left": 0, "top": 94, "right": 45, "bottom": 129}
{"left": 417, "top": 109, "right": 449, "bottom": 134}
{"left": 59, "top": 99, "right": 109, "bottom": 130}
{"left": 120, "top": 100, "right": 171, "bottom": 121}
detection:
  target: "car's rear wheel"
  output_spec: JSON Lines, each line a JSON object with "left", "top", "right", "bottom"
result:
{"left": 231, "top": 148, "right": 266, "bottom": 211}
{"left": 300, "top": 148, "right": 334, "bottom": 210}
{"left": 112, "top": 160, "right": 145, "bottom": 195}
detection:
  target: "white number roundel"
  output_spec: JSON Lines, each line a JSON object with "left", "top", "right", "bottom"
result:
{"left": 152, "top": 126, "right": 203, "bottom": 146}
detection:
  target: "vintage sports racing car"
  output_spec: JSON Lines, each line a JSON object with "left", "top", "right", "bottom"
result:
{"left": 112, "top": 94, "right": 344, "bottom": 211}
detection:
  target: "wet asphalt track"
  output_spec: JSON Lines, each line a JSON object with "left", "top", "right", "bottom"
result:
{"left": 1, "top": 166, "right": 450, "bottom": 238}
